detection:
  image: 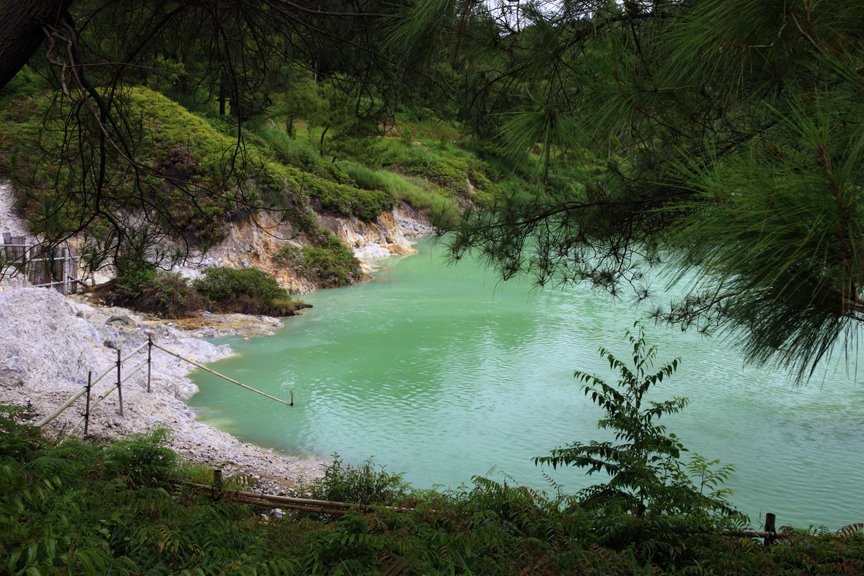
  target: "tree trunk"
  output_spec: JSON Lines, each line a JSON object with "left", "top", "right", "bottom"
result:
{"left": 0, "top": 0, "right": 75, "bottom": 90}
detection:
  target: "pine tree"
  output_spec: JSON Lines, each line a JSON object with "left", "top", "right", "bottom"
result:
{"left": 398, "top": 0, "right": 864, "bottom": 376}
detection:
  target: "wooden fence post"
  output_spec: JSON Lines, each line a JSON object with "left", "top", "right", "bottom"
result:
{"left": 116, "top": 349, "right": 123, "bottom": 417}
{"left": 84, "top": 371, "right": 92, "bottom": 436}
{"left": 147, "top": 335, "right": 153, "bottom": 393}
{"left": 765, "top": 512, "right": 777, "bottom": 546}
{"left": 212, "top": 469, "right": 223, "bottom": 500}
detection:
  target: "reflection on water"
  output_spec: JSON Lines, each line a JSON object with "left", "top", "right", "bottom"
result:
{"left": 189, "top": 238, "right": 864, "bottom": 529}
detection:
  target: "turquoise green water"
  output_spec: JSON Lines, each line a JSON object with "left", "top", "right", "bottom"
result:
{"left": 189, "top": 239, "right": 864, "bottom": 529}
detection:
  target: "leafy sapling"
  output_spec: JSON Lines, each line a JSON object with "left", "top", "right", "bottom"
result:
{"left": 536, "top": 322, "right": 738, "bottom": 519}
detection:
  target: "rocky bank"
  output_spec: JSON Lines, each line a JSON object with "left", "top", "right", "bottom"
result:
{"left": 0, "top": 287, "right": 324, "bottom": 492}
{"left": 0, "top": 180, "right": 432, "bottom": 493}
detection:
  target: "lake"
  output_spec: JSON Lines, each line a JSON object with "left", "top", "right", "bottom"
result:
{"left": 189, "top": 238, "right": 864, "bottom": 529}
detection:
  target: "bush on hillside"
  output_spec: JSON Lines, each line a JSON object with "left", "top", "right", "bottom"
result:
{"left": 104, "top": 428, "right": 177, "bottom": 487}
{"left": 311, "top": 455, "right": 409, "bottom": 507}
{"left": 305, "top": 176, "right": 392, "bottom": 221}
{"left": 193, "top": 266, "right": 307, "bottom": 316}
{"left": 105, "top": 267, "right": 207, "bottom": 318}
{"left": 275, "top": 236, "right": 363, "bottom": 288}
{"left": 103, "top": 265, "right": 306, "bottom": 318}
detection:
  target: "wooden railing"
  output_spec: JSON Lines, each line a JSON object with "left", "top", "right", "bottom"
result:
{"left": 1, "top": 234, "right": 80, "bottom": 294}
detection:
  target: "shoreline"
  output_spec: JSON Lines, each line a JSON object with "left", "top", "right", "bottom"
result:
{"left": 0, "top": 287, "right": 326, "bottom": 494}
{"left": 0, "top": 179, "right": 433, "bottom": 494}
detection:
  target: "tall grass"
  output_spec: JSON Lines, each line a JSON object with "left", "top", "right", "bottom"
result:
{"left": 252, "top": 125, "right": 326, "bottom": 174}
{"left": 339, "top": 160, "right": 460, "bottom": 227}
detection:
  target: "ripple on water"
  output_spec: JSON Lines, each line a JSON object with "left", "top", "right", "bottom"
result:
{"left": 189, "top": 239, "right": 864, "bottom": 529}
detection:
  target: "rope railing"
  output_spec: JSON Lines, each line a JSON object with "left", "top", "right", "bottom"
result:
{"left": 37, "top": 336, "right": 295, "bottom": 432}
{"left": 36, "top": 341, "right": 151, "bottom": 427}
{"left": 150, "top": 341, "right": 295, "bottom": 407}
{"left": 68, "top": 358, "right": 153, "bottom": 432}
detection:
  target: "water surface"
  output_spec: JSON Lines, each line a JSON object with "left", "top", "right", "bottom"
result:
{"left": 189, "top": 239, "right": 864, "bottom": 529}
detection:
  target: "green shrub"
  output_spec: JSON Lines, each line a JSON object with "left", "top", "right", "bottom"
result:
{"left": 0, "top": 404, "right": 45, "bottom": 462}
{"left": 0, "top": 65, "right": 47, "bottom": 104}
{"left": 27, "top": 439, "right": 102, "bottom": 483}
{"left": 0, "top": 87, "right": 318, "bottom": 254}
{"left": 536, "top": 322, "right": 739, "bottom": 521}
{"left": 338, "top": 160, "right": 460, "bottom": 225}
{"left": 193, "top": 266, "right": 307, "bottom": 316}
{"left": 104, "top": 428, "right": 177, "bottom": 486}
{"left": 311, "top": 454, "right": 409, "bottom": 507}
{"left": 305, "top": 175, "right": 393, "bottom": 221}
{"left": 380, "top": 139, "right": 474, "bottom": 193}
{"left": 275, "top": 236, "right": 363, "bottom": 288}
{"left": 105, "top": 267, "right": 206, "bottom": 318}
{"left": 253, "top": 125, "right": 326, "bottom": 173}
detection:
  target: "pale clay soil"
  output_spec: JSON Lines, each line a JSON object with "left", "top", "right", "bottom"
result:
{"left": 0, "top": 180, "right": 432, "bottom": 495}
{"left": 0, "top": 287, "right": 325, "bottom": 494}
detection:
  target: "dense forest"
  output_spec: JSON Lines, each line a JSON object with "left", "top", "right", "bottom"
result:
{"left": 2, "top": 0, "right": 864, "bottom": 574}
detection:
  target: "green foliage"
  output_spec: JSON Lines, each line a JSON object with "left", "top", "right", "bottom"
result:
{"left": 0, "top": 87, "right": 268, "bottom": 246}
{"left": 662, "top": 95, "right": 864, "bottom": 377}
{"left": 305, "top": 174, "right": 393, "bottom": 221}
{"left": 0, "top": 404, "right": 45, "bottom": 462}
{"left": 105, "top": 266, "right": 206, "bottom": 318}
{"left": 311, "top": 454, "right": 409, "bottom": 507}
{"left": 104, "top": 264, "right": 306, "bottom": 318}
{"left": 537, "top": 323, "right": 738, "bottom": 521}
{"left": 104, "top": 428, "right": 178, "bottom": 486}
{"left": 0, "top": 86, "right": 338, "bottom": 276}
{"left": 414, "top": 0, "right": 864, "bottom": 376}
{"left": 0, "top": 65, "right": 47, "bottom": 104}
{"left": 396, "top": 109, "right": 461, "bottom": 142}
{"left": 193, "top": 266, "right": 307, "bottom": 316}
{"left": 27, "top": 439, "right": 101, "bottom": 483}
{"left": 339, "top": 160, "right": 461, "bottom": 227}
{"left": 380, "top": 139, "right": 475, "bottom": 195}
{"left": 254, "top": 126, "right": 328, "bottom": 173}
{"left": 275, "top": 236, "right": 363, "bottom": 288}
{"left": 1, "top": 409, "right": 863, "bottom": 575}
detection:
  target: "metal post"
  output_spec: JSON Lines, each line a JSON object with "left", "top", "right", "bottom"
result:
{"left": 84, "top": 371, "right": 92, "bottom": 436}
{"left": 147, "top": 335, "right": 153, "bottom": 393}
{"left": 116, "top": 348, "right": 123, "bottom": 417}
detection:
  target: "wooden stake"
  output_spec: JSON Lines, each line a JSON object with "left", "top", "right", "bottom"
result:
{"left": 147, "top": 335, "right": 152, "bottom": 393}
{"left": 116, "top": 349, "right": 123, "bottom": 417}
{"left": 213, "top": 469, "right": 223, "bottom": 499}
{"left": 765, "top": 512, "right": 777, "bottom": 546}
{"left": 84, "top": 371, "right": 92, "bottom": 436}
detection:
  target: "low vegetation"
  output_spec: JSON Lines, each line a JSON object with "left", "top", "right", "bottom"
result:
{"left": 102, "top": 265, "right": 307, "bottom": 318}
{"left": 275, "top": 236, "right": 364, "bottom": 289}
{"left": 193, "top": 267, "right": 309, "bottom": 316}
{"left": 2, "top": 402, "right": 863, "bottom": 574}
{"left": 103, "top": 267, "right": 208, "bottom": 318}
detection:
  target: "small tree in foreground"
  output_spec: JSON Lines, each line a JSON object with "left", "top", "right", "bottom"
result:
{"left": 536, "top": 323, "right": 737, "bottom": 520}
